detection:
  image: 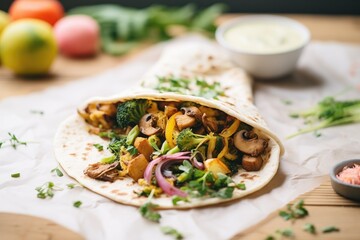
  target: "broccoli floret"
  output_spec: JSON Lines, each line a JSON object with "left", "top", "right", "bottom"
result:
{"left": 116, "top": 99, "right": 150, "bottom": 128}
{"left": 176, "top": 128, "right": 210, "bottom": 151}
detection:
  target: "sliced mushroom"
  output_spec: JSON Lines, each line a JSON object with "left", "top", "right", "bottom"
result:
{"left": 181, "top": 106, "right": 202, "bottom": 120}
{"left": 139, "top": 113, "right": 161, "bottom": 136}
{"left": 175, "top": 114, "right": 196, "bottom": 130}
{"left": 242, "top": 154, "right": 263, "bottom": 171}
{"left": 84, "top": 162, "right": 119, "bottom": 182}
{"left": 233, "top": 130, "right": 268, "bottom": 156}
{"left": 202, "top": 113, "right": 218, "bottom": 133}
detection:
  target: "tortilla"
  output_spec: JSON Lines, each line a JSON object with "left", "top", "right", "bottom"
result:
{"left": 54, "top": 41, "right": 284, "bottom": 209}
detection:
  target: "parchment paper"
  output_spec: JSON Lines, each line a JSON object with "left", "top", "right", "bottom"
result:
{"left": 0, "top": 36, "right": 359, "bottom": 240}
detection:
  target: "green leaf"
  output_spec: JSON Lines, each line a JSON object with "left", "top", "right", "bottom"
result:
{"left": 100, "top": 155, "right": 117, "bottom": 164}
{"left": 214, "top": 173, "right": 232, "bottom": 189}
{"left": 303, "top": 223, "right": 316, "bottom": 234}
{"left": 139, "top": 202, "right": 161, "bottom": 223}
{"left": 279, "top": 211, "right": 292, "bottom": 221}
{"left": 172, "top": 196, "right": 190, "bottom": 206}
{"left": 265, "top": 236, "right": 275, "bottom": 240}
{"left": 93, "top": 143, "right": 104, "bottom": 151}
{"left": 126, "top": 125, "right": 140, "bottom": 146}
{"left": 279, "top": 199, "right": 308, "bottom": 221}
{"left": 215, "top": 187, "right": 234, "bottom": 199}
{"left": 66, "top": 183, "right": 77, "bottom": 189}
{"left": 281, "top": 99, "right": 292, "bottom": 105}
{"left": 236, "top": 183, "right": 246, "bottom": 190}
{"left": 322, "top": 226, "right": 340, "bottom": 233}
{"left": 11, "top": 173, "right": 20, "bottom": 178}
{"left": 179, "top": 160, "right": 193, "bottom": 173}
{"left": 73, "top": 201, "right": 82, "bottom": 208}
{"left": 30, "top": 110, "right": 44, "bottom": 115}
{"left": 276, "top": 228, "right": 294, "bottom": 237}
{"left": 126, "top": 146, "right": 138, "bottom": 156}
{"left": 36, "top": 182, "right": 62, "bottom": 199}
{"left": 160, "top": 226, "right": 184, "bottom": 240}
{"left": 7, "top": 132, "right": 27, "bottom": 149}
{"left": 51, "top": 167, "right": 64, "bottom": 177}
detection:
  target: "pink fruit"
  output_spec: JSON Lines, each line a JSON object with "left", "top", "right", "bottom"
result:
{"left": 54, "top": 15, "right": 99, "bottom": 57}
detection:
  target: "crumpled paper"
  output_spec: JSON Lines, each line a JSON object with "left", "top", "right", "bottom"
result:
{"left": 0, "top": 36, "right": 359, "bottom": 240}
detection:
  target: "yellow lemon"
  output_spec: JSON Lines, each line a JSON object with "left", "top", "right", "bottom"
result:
{"left": 0, "top": 19, "right": 57, "bottom": 75}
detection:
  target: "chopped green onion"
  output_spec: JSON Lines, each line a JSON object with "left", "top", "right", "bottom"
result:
{"left": 11, "top": 173, "right": 20, "bottom": 178}
{"left": 73, "top": 201, "right": 82, "bottom": 208}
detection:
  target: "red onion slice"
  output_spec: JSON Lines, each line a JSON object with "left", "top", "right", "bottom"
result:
{"left": 143, "top": 152, "right": 190, "bottom": 184}
{"left": 155, "top": 158, "right": 188, "bottom": 197}
{"left": 190, "top": 151, "right": 205, "bottom": 170}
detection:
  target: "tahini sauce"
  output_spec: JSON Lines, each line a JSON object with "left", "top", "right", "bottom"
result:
{"left": 224, "top": 22, "right": 305, "bottom": 54}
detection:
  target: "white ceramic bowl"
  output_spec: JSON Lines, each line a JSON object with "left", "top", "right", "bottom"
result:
{"left": 216, "top": 15, "right": 310, "bottom": 79}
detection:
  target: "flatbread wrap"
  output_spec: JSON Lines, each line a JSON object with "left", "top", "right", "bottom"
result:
{"left": 54, "top": 42, "right": 284, "bottom": 209}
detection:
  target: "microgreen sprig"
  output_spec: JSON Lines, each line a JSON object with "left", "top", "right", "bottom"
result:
{"left": 161, "top": 226, "right": 184, "bottom": 240}
{"left": 0, "top": 132, "right": 32, "bottom": 149}
{"left": 51, "top": 167, "right": 64, "bottom": 177}
{"left": 35, "top": 182, "right": 63, "bottom": 199}
{"left": 139, "top": 189, "right": 161, "bottom": 223}
{"left": 279, "top": 199, "right": 308, "bottom": 221}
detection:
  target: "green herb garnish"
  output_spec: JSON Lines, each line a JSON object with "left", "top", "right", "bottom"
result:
{"left": 156, "top": 76, "right": 225, "bottom": 99}
{"left": 51, "top": 167, "right": 64, "bottom": 177}
{"left": 303, "top": 223, "right": 316, "bottom": 234}
{"left": 100, "top": 155, "right": 117, "bottom": 164}
{"left": 66, "top": 183, "right": 78, "bottom": 189}
{"left": 30, "top": 110, "right": 44, "bottom": 115}
{"left": 172, "top": 196, "right": 190, "bottom": 206}
{"left": 276, "top": 228, "right": 294, "bottom": 238}
{"left": 322, "top": 226, "right": 340, "bottom": 233}
{"left": 93, "top": 143, "right": 104, "bottom": 151}
{"left": 281, "top": 99, "right": 293, "bottom": 105}
{"left": 279, "top": 199, "right": 308, "bottom": 221}
{"left": 288, "top": 96, "right": 360, "bottom": 138}
{"left": 11, "top": 173, "right": 20, "bottom": 178}
{"left": 126, "top": 145, "right": 138, "bottom": 156}
{"left": 8, "top": 132, "right": 27, "bottom": 149}
{"left": 35, "top": 182, "right": 62, "bottom": 199}
{"left": 139, "top": 190, "right": 161, "bottom": 223}
{"left": 235, "top": 183, "right": 246, "bottom": 190}
{"left": 265, "top": 236, "right": 275, "bottom": 240}
{"left": 73, "top": 201, "right": 82, "bottom": 208}
{"left": 160, "top": 226, "right": 184, "bottom": 240}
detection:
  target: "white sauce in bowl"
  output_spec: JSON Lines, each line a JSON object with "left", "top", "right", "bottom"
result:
{"left": 224, "top": 22, "right": 305, "bottom": 54}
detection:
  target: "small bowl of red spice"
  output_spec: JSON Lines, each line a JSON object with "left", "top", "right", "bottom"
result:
{"left": 330, "top": 159, "right": 360, "bottom": 202}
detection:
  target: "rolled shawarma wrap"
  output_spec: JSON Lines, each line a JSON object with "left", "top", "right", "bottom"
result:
{"left": 54, "top": 41, "right": 284, "bottom": 209}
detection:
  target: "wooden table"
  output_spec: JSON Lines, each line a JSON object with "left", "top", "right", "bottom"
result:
{"left": 1, "top": 14, "right": 360, "bottom": 240}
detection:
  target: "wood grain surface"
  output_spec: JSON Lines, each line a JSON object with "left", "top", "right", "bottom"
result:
{"left": 0, "top": 213, "right": 84, "bottom": 240}
{"left": 233, "top": 178, "right": 360, "bottom": 240}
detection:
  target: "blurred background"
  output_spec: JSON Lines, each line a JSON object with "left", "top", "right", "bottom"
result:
{"left": 1, "top": 0, "right": 360, "bottom": 14}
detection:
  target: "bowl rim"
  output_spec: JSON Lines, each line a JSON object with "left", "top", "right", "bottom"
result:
{"left": 330, "top": 159, "right": 360, "bottom": 189}
{"left": 215, "top": 14, "right": 311, "bottom": 56}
